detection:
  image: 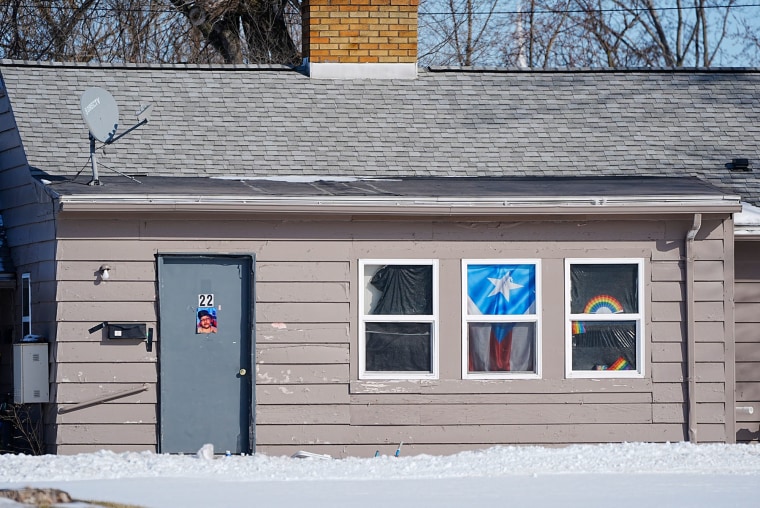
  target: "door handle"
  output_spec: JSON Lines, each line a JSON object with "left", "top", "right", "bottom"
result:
{"left": 239, "top": 368, "right": 247, "bottom": 376}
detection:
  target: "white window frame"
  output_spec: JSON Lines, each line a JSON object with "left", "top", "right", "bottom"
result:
{"left": 21, "top": 272, "right": 31, "bottom": 338}
{"left": 358, "top": 259, "right": 439, "bottom": 380}
{"left": 461, "top": 259, "right": 541, "bottom": 380}
{"left": 565, "top": 258, "right": 645, "bottom": 379}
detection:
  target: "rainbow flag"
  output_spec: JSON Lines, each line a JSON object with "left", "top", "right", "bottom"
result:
{"left": 608, "top": 357, "right": 630, "bottom": 370}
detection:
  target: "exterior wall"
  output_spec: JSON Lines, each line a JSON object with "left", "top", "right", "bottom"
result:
{"left": 49, "top": 212, "right": 733, "bottom": 455}
{"left": 0, "top": 75, "right": 58, "bottom": 341}
{"left": 0, "top": 74, "right": 58, "bottom": 442}
{"left": 735, "top": 239, "right": 760, "bottom": 442}
{"left": 51, "top": 217, "right": 158, "bottom": 454}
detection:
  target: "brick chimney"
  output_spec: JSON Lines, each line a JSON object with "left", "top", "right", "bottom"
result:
{"left": 302, "top": 0, "right": 418, "bottom": 79}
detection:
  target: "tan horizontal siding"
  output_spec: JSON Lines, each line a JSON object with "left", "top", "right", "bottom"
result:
{"left": 257, "top": 261, "right": 350, "bottom": 282}
{"left": 256, "top": 302, "right": 349, "bottom": 323}
{"left": 736, "top": 342, "right": 760, "bottom": 362}
{"left": 256, "top": 364, "right": 349, "bottom": 384}
{"left": 52, "top": 424, "right": 156, "bottom": 445}
{"left": 652, "top": 382, "right": 725, "bottom": 404}
{"left": 55, "top": 403, "right": 156, "bottom": 424}
{"left": 651, "top": 320, "right": 724, "bottom": 343}
{"left": 256, "top": 281, "right": 349, "bottom": 302}
{"left": 736, "top": 302, "right": 760, "bottom": 323}
{"left": 255, "top": 323, "right": 350, "bottom": 344}
{"left": 736, "top": 322, "right": 760, "bottom": 343}
{"left": 735, "top": 281, "right": 760, "bottom": 301}
{"left": 254, "top": 423, "right": 687, "bottom": 446}
{"left": 736, "top": 382, "right": 760, "bottom": 400}
{"left": 54, "top": 383, "right": 156, "bottom": 404}
{"left": 57, "top": 280, "right": 156, "bottom": 301}
{"left": 349, "top": 403, "right": 653, "bottom": 425}
{"left": 736, "top": 363, "right": 760, "bottom": 383}
{"left": 58, "top": 260, "right": 156, "bottom": 281}
{"left": 257, "top": 344, "right": 349, "bottom": 364}
{"left": 56, "top": 321, "right": 158, "bottom": 342}
{"left": 696, "top": 423, "right": 728, "bottom": 442}
{"left": 693, "top": 239, "right": 729, "bottom": 260}
{"left": 693, "top": 260, "right": 728, "bottom": 281}
{"left": 651, "top": 261, "right": 683, "bottom": 281}
{"left": 349, "top": 378, "right": 653, "bottom": 394}
{"left": 57, "top": 238, "right": 354, "bottom": 261}
{"left": 733, "top": 241, "right": 760, "bottom": 443}
{"left": 651, "top": 342, "right": 724, "bottom": 363}
{"left": 56, "top": 301, "right": 157, "bottom": 322}
{"left": 55, "top": 362, "right": 157, "bottom": 384}
{"left": 736, "top": 242, "right": 760, "bottom": 279}
{"left": 256, "top": 405, "right": 351, "bottom": 425}
{"left": 650, "top": 301, "right": 724, "bottom": 322}
{"left": 736, "top": 402, "right": 760, "bottom": 421}
{"left": 55, "top": 444, "right": 156, "bottom": 454}
{"left": 52, "top": 341, "right": 156, "bottom": 363}
{"left": 45, "top": 214, "right": 734, "bottom": 454}
{"left": 257, "top": 384, "right": 349, "bottom": 405}
{"left": 351, "top": 392, "right": 652, "bottom": 404}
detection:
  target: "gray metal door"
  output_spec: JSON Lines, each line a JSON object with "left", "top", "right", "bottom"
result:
{"left": 157, "top": 254, "right": 253, "bottom": 454}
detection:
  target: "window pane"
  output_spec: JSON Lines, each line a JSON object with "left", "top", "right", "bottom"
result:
{"left": 365, "top": 322, "right": 432, "bottom": 372}
{"left": 467, "top": 264, "right": 536, "bottom": 316}
{"left": 571, "top": 264, "right": 638, "bottom": 314}
{"left": 365, "top": 265, "right": 432, "bottom": 316}
{"left": 572, "top": 321, "right": 636, "bottom": 371}
{"left": 468, "top": 322, "right": 535, "bottom": 373}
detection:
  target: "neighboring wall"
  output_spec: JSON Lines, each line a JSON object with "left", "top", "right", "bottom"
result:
{"left": 735, "top": 240, "right": 760, "bottom": 442}
{"left": 0, "top": 74, "right": 58, "bottom": 412}
{"left": 50, "top": 211, "right": 733, "bottom": 455}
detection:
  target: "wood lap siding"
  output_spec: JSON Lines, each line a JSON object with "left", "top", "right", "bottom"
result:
{"left": 735, "top": 241, "right": 760, "bottom": 442}
{"left": 50, "top": 214, "right": 733, "bottom": 455}
{"left": 52, "top": 249, "right": 158, "bottom": 453}
{"left": 0, "top": 86, "right": 61, "bottom": 452}
{"left": 254, "top": 215, "right": 732, "bottom": 455}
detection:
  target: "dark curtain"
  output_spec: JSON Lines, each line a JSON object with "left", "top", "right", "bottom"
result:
{"left": 570, "top": 264, "right": 638, "bottom": 314}
{"left": 366, "top": 265, "right": 432, "bottom": 371}
{"left": 570, "top": 264, "right": 638, "bottom": 371}
{"left": 369, "top": 265, "right": 432, "bottom": 315}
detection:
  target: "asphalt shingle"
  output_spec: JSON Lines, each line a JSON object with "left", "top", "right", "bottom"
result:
{"left": 0, "top": 62, "right": 758, "bottom": 203}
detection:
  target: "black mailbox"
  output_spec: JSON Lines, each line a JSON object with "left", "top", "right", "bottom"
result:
{"left": 107, "top": 323, "right": 147, "bottom": 340}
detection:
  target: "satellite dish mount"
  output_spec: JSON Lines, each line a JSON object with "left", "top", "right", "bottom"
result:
{"left": 80, "top": 87, "right": 152, "bottom": 185}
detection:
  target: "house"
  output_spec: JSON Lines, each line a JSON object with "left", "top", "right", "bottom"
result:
{"left": 0, "top": 0, "right": 759, "bottom": 456}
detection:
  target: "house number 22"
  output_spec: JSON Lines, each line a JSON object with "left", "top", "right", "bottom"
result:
{"left": 198, "top": 294, "right": 214, "bottom": 307}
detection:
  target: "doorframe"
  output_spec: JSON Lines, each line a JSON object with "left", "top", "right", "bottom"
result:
{"left": 155, "top": 253, "right": 256, "bottom": 454}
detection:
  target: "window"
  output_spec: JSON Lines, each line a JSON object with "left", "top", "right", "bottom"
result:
{"left": 565, "top": 259, "right": 644, "bottom": 378}
{"left": 21, "top": 273, "right": 31, "bottom": 338}
{"left": 359, "top": 260, "right": 438, "bottom": 379}
{"left": 462, "top": 260, "right": 541, "bottom": 379}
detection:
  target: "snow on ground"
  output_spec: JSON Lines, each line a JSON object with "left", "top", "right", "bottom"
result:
{"left": 1, "top": 442, "right": 760, "bottom": 507}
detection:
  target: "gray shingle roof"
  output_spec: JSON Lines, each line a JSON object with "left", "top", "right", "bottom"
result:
{"left": 1, "top": 62, "right": 759, "bottom": 204}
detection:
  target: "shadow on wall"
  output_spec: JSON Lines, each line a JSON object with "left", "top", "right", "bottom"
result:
{"left": 736, "top": 428, "right": 760, "bottom": 442}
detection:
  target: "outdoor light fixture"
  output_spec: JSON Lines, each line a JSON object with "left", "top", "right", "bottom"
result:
{"left": 99, "top": 265, "right": 111, "bottom": 280}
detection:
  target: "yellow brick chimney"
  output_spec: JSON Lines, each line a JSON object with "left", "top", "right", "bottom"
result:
{"left": 302, "top": 0, "right": 418, "bottom": 79}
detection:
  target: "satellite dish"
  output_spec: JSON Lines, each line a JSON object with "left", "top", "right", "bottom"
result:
{"left": 80, "top": 87, "right": 119, "bottom": 143}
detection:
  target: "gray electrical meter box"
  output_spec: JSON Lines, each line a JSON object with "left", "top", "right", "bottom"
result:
{"left": 13, "top": 342, "right": 49, "bottom": 404}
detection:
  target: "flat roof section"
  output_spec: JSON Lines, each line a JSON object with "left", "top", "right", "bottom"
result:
{"left": 45, "top": 175, "right": 740, "bottom": 216}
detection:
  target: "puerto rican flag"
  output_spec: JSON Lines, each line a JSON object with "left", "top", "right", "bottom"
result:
{"left": 467, "top": 264, "right": 536, "bottom": 372}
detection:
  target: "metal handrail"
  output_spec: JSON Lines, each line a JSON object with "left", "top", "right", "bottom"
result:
{"left": 57, "top": 384, "right": 149, "bottom": 414}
